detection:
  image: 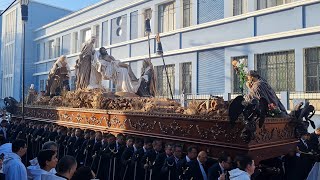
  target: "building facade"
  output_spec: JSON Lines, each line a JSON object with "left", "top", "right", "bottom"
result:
{"left": 0, "top": 1, "right": 71, "bottom": 101}
{"left": 3, "top": 0, "right": 320, "bottom": 110}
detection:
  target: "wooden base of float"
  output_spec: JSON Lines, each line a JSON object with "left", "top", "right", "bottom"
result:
{"left": 15, "top": 106, "right": 297, "bottom": 163}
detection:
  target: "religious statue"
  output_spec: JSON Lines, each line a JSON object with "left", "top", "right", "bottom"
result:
{"left": 136, "top": 58, "right": 156, "bottom": 97}
{"left": 89, "top": 47, "right": 144, "bottom": 94}
{"left": 26, "top": 84, "right": 37, "bottom": 105}
{"left": 45, "top": 55, "right": 70, "bottom": 97}
{"left": 76, "top": 36, "right": 96, "bottom": 90}
{"left": 244, "top": 70, "right": 287, "bottom": 115}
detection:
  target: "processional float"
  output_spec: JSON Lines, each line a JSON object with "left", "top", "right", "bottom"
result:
{"left": 7, "top": 16, "right": 318, "bottom": 180}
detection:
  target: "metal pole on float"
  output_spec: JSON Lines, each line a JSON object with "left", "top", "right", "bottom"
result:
{"left": 156, "top": 34, "right": 174, "bottom": 100}
{"left": 145, "top": 18, "right": 152, "bottom": 60}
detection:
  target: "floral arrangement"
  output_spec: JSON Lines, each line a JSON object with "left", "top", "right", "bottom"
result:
{"left": 267, "top": 103, "right": 281, "bottom": 117}
{"left": 232, "top": 59, "right": 249, "bottom": 94}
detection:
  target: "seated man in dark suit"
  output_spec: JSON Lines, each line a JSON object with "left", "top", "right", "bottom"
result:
{"left": 186, "top": 151, "right": 208, "bottom": 180}
{"left": 208, "top": 152, "right": 232, "bottom": 180}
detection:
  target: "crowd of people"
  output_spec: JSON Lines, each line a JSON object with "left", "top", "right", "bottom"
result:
{"left": 0, "top": 118, "right": 319, "bottom": 180}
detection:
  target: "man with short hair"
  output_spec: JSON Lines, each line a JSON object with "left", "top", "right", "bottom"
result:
{"left": 161, "top": 144, "right": 183, "bottom": 180}
{"left": 229, "top": 155, "right": 255, "bottom": 180}
{"left": 208, "top": 152, "right": 232, "bottom": 180}
{"left": 177, "top": 146, "right": 198, "bottom": 179}
{"left": 42, "top": 155, "right": 77, "bottom": 180}
{"left": 3, "top": 139, "right": 28, "bottom": 180}
{"left": 187, "top": 151, "right": 208, "bottom": 180}
{"left": 28, "top": 141, "right": 58, "bottom": 177}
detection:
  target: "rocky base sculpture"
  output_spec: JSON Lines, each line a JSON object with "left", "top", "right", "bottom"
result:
{"left": 30, "top": 89, "right": 229, "bottom": 117}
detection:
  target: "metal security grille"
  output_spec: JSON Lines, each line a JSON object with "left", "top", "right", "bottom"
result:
{"left": 158, "top": 2, "right": 175, "bottom": 33}
{"left": 183, "top": 0, "right": 191, "bottom": 27}
{"left": 305, "top": 47, "right": 320, "bottom": 92}
{"left": 233, "top": 0, "right": 248, "bottom": 16}
{"left": 155, "top": 65, "right": 175, "bottom": 96}
{"left": 197, "top": 0, "right": 224, "bottom": 24}
{"left": 232, "top": 56, "right": 248, "bottom": 93}
{"left": 197, "top": 49, "right": 225, "bottom": 94}
{"left": 256, "top": 50, "right": 295, "bottom": 92}
{"left": 180, "top": 62, "right": 192, "bottom": 94}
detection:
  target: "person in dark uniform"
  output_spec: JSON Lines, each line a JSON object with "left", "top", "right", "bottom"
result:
{"left": 121, "top": 137, "right": 143, "bottom": 180}
{"left": 177, "top": 146, "right": 198, "bottom": 179}
{"left": 309, "top": 127, "right": 320, "bottom": 153}
{"left": 78, "top": 130, "right": 95, "bottom": 167}
{"left": 161, "top": 144, "right": 183, "bottom": 180}
{"left": 208, "top": 152, "right": 232, "bottom": 180}
{"left": 297, "top": 131, "right": 314, "bottom": 180}
{"left": 141, "top": 139, "right": 163, "bottom": 180}
{"left": 186, "top": 151, "right": 208, "bottom": 180}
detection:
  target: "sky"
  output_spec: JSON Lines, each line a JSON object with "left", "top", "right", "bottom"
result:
{"left": 0, "top": 0, "right": 101, "bottom": 12}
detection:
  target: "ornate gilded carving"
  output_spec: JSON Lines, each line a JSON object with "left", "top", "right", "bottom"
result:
{"left": 86, "top": 115, "right": 102, "bottom": 126}
{"left": 158, "top": 120, "right": 193, "bottom": 137}
{"left": 128, "top": 119, "right": 156, "bottom": 132}
{"left": 59, "top": 112, "right": 72, "bottom": 122}
{"left": 73, "top": 114, "right": 83, "bottom": 123}
{"left": 107, "top": 116, "right": 125, "bottom": 128}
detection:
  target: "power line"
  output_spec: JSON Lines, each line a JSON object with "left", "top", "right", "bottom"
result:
{"left": 0, "top": 0, "right": 17, "bottom": 17}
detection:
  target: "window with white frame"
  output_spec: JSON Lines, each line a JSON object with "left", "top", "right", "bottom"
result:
{"left": 155, "top": 64, "right": 175, "bottom": 96}
{"left": 102, "top": 21, "right": 108, "bottom": 46}
{"left": 48, "top": 40, "right": 54, "bottom": 59}
{"left": 143, "top": 8, "right": 152, "bottom": 37}
{"left": 55, "top": 38, "right": 61, "bottom": 57}
{"left": 305, "top": 47, "right": 320, "bottom": 92}
{"left": 256, "top": 50, "right": 295, "bottom": 92}
{"left": 257, "top": 0, "right": 296, "bottom": 10}
{"left": 82, "top": 28, "right": 92, "bottom": 44}
{"left": 232, "top": 56, "right": 248, "bottom": 93}
{"left": 62, "top": 34, "right": 71, "bottom": 55}
{"left": 183, "top": 0, "right": 191, "bottom": 27}
{"left": 233, "top": 0, "right": 248, "bottom": 16}
{"left": 180, "top": 62, "right": 192, "bottom": 94}
{"left": 40, "top": 79, "right": 45, "bottom": 91}
{"left": 1, "top": 9, "right": 16, "bottom": 98}
{"left": 36, "top": 43, "right": 41, "bottom": 60}
{"left": 72, "top": 32, "right": 79, "bottom": 53}
{"left": 93, "top": 25, "right": 100, "bottom": 48}
{"left": 70, "top": 76, "right": 76, "bottom": 90}
{"left": 158, "top": 2, "right": 176, "bottom": 33}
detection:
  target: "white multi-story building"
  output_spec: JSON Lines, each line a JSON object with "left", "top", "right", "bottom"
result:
{"left": 0, "top": 1, "right": 71, "bottom": 101}
{"left": 2, "top": 0, "right": 320, "bottom": 111}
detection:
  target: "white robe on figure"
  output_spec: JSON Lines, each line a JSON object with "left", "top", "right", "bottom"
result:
{"left": 3, "top": 152, "right": 27, "bottom": 180}
{"left": 27, "top": 157, "right": 56, "bottom": 180}
{"left": 88, "top": 51, "right": 141, "bottom": 93}
{"left": 307, "top": 162, "right": 320, "bottom": 180}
